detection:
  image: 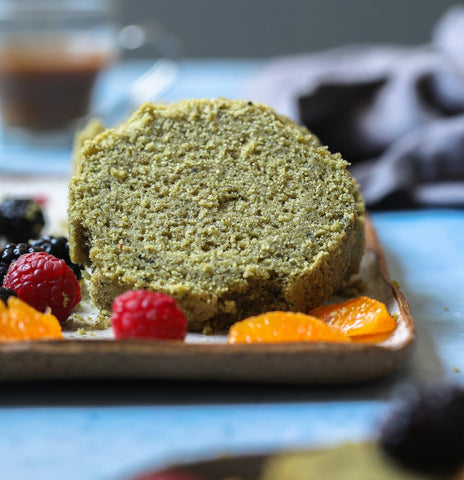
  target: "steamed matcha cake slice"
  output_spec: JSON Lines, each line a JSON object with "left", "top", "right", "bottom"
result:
{"left": 68, "top": 98, "right": 365, "bottom": 331}
{"left": 260, "top": 443, "right": 448, "bottom": 480}
{"left": 71, "top": 118, "right": 105, "bottom": 173}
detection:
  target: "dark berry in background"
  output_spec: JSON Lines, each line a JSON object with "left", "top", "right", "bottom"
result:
{"left": 0, "top": 243, "right": 43, "bottom": 284}
{"left": 0, "top": 287, "right": 17, "bottom": 305}
{"left": 379, "top": 383, "right": 464, "bottom": 475}
{"left": 0, "top": 198, "right": 45, "bottom": 243}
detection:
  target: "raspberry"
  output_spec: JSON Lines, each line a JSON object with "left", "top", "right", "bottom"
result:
{"left": 29, "top": 236, "right": 82, "bottom": 280}
{"left": 0, "top": 242, "right": 44, "bottom": 284}
{"left": 3, "top": 252, "right": 81, "bottom": 323}
{"left": 111, "top": 290, "right": 187, "bottom": 340}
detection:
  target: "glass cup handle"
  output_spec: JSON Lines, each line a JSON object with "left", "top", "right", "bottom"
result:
{"left": 99, "top": 21, "right": 182, "bottom": 124}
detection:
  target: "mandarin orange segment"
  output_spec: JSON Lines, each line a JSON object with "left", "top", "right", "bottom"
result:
{"left": 0, "top": 297, "right": 63, "bottom": 342}
{"left": 227, "top": 311, "right": 351, "bottom": 344}
{"left": 351, "top": 332, "right": 393, "bottom": 344}
{"left": 309, "top": 296, "right": 396, "bottom": 339}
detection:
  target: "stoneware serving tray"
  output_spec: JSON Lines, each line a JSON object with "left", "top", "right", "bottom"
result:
{"left": 0, "top": 216, "right": 416, "bottom": 384}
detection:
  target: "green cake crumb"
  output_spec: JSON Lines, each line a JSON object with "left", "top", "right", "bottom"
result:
{"left": 68, "top": 98, "right": 365, "bottom": 332}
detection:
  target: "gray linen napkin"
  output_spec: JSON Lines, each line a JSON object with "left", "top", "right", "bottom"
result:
{"left": 242, "top": 6, "right": 464, "bottom": 209}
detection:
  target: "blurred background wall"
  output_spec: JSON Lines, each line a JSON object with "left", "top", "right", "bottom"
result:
{"left": 119, "top": 0, "right": 459, "bottom": 58}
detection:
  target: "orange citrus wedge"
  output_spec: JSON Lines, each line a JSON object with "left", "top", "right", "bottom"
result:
{"left": 0, "top": 297, "right": 63, "bottom": 342}
{"left": 309, "top": 296, "right": 396, "bottom": 340}
{"left": 227, "top": 311, "right": 351, "bottom": 344}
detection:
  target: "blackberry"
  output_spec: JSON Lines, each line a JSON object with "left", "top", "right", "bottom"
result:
{"left": 0, "top": 287, "right": 17, "bottom": 305}
{"left": 379, "top": 383, "right": 464, "bottom": 474}
{"left": 0, "top": 198, "right": 45, "bottom": 243}
{"left": 29, "top": 236, "right": 82, "bottom": 280}
{"left": 0, "top": 242, "right": 43, "bottom": 284}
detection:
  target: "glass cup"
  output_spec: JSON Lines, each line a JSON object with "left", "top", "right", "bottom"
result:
{"left": 0, "top": 0, "right": 180, "bottom": 146}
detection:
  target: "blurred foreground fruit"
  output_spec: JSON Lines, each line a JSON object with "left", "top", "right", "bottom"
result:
{"left": 379, "top": 383, "right": 464, "bottom": 475}
{"left": 128, "top": 468, "right": 206, "bottom": 480}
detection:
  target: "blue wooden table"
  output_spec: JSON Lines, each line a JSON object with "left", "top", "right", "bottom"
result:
{"left": 0, "top": 60, "right": 463, "bottom": 480}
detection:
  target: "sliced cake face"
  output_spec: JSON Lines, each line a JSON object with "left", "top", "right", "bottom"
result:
{"left": 68, "top": 99, "right": 365, "bottom": 331}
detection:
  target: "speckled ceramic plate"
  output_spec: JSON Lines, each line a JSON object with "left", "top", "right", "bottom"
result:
{"left": 0, "top": 216, "right": 416, "bottom": 383}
